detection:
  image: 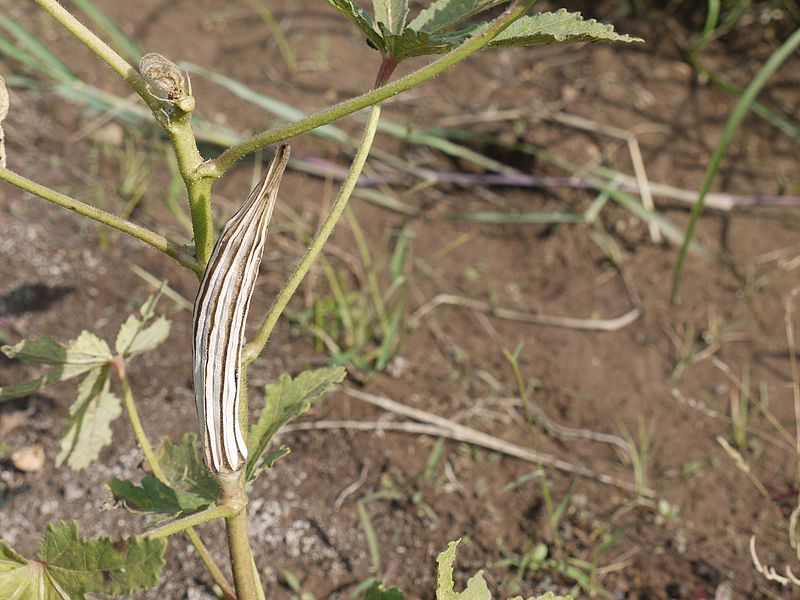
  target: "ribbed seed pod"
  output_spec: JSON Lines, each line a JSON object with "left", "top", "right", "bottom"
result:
{"left": 192, "top": 145, "right": 290, "bottom": 473}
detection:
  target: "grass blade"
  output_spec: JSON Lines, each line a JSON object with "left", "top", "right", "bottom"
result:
{"left": 0, "top": 17, "right": 75, "bottom": 82}
{"left": 671, "top": 27, "right": 800, "bottom": 301}
{"left": 70, "top": 0, "right": 143, "bottom": 61}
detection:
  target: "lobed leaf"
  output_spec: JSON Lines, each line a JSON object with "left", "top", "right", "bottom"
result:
{"left": 246, "top": 366, "right": 346, "bottom": 480}
{"left": 408, "top": 0, "right": 506, "bottom": 33}
{"left": 0, "top": 521, "right": 165, "bottom": 598}
{"left": 115, "top": 288, "right": 170, "bottom": 358}
{"left": 488, "top": 9, "right": 643, "bottom": 48}
{"left": 0, "top": 331, "right": 112, "bottom": 401}
{"left": 436, "top": 540, "right": 491, "bottom": 600}
{"left": 107, "top": 433, "right": 217, "bottom": 523}
{"left": 435, "top": 540, "right": 573, "bottom": 600}
{"left": 56, "top": 365, "right": 122, "bottom": 471}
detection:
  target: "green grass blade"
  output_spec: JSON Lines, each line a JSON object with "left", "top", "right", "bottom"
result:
{"left": 70, "top": 0, "right": 143, "bottom": 61}
{"left": 181, "top": 62, "right": 350, "bottom": 144}
{"left": 672, "top": 27, "right": 800, "bottom": 301}
{"left": 449, "top": 210, "right": 585, "bottom": 224}
{"left": 0, "top": 16, "right": 75, "bottom": 82}
{"left": 357, "top": 501, "right": 382, "bottom": 575}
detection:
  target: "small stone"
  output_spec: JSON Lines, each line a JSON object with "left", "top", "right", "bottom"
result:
{"left": 11, "top": 444, "right": 45, "bottom": 472}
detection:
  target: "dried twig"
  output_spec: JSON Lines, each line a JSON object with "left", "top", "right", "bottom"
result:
{"left": 311, "top": 388, "right": 655, "bottom": 497}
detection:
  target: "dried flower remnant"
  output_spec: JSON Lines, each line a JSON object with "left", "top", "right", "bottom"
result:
{"left": 138, "top": 52, "right": 194, "bottom": 114}
{"left": 0, "top": 74, "right": 9, "bottom": 168}
{"left": 192, "top": 145, "right": 290, "bottom": 473}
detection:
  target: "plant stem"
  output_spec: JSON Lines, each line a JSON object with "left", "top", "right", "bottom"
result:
{"left": 146, "top": 504, "right": 236, "bottom": 539}
{"left": 217, "top": 472, "right": 262, "bottom": 600}
{"left": 242, "top": 102, "right": 382, "bottom": 364}
{"left": 112, "top": 359, "right": 236, "bottom": 600}
{"left": 34, "top": 0, "right": 213, "bottom": 266}
{"left": 0, "top": 167, "right": 201, "bottom": 273}
{"left": 185, "top": 531, "right": 236, "bottom": 600}
{"left": 203, "top": 0, "right": 536, "bottom": 177}
{"left": 32, "top": 0, "right": 160, "bottom": 113}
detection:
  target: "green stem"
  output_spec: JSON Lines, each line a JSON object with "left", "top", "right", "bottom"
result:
{"left": 242, "top": 102, "right": 382, "bottom": 364}
{"left": 0, "top": 168, "right": 202, "bottom": 274}
{"left": 146, "top": 504, "right": 236, "bottom": 539}
{"left": 203, "top": 0, "right": 536, "bottom": 177}
{"left": 112, "top": 359, "right": 236, "bottom": 600}
{"left": 217, "top": 472, "right": 262, "bottom": 600}
{"left": 34, "top": 0, "right": 213, "bottom": 266}
{"left": 32, "top": 0, "right": 160, "bottom": 113}
{"left": 185, "top": 531, "right": 236, "bottom": 600}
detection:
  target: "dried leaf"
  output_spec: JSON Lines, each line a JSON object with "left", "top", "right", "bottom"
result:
{"left": 56, "top": 365, "right": 122, "bottom": 471}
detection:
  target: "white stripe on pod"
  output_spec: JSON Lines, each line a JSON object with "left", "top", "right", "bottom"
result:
{"left": 192, "top": 144, "right": 290, "bottom": 473}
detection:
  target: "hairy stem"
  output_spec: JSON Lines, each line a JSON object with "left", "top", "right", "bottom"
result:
{"left": 34, "top": 0, "right": 213, "bottom": 267}
{"left": 0, "top": 167, "right": 201, "bottom": 274}
{"left": 202, "top": 0, "right": 536, "bottom": 177}
{"left": 217, "top": 473, "right": 262, "bottom": 600}
{"left": 242, "top": 102, "right": 382, "bottom": 364}
{"left": 146, "top": 504, "right": 236, "bottom": 539}
{"left": 113, "top": 359, "right": 236, "bottom": 599}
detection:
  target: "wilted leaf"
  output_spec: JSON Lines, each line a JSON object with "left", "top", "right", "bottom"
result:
{"left": 246, "top": 366, "right": 346, "bottom": 480}
{"left": 373, "top": 0, "right": 408, "bottom": 34}
{"left": 115, "top": 315, "right": 170, "bottom": 359}
{"left": 488, "top": 9, "right": 643, "bottom": 48}
{"left": 0, "top": 331, "right": 112, "bottom": 401}
{"left": 56, "top": 365, "right": 122, "bottom": 470}
{"left": 0, "top": 521, "right": 165, "bottom": 598}
{"left": 108, "top": 433, "right": 217, "bottom": 524}
{"left": 436, "top": 540, "right": 491, "bottom": 600}
{"left": 408, "top": 0, "right": 505, "bottom": 33}
{"left": 115, "top": 288, "right": 170, "bottom": 358}
{"left": 327, "top": 0, "right": 386, "bottom": 51}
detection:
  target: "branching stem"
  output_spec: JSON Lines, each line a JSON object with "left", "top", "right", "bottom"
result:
{"left": 202, "top": 0, "right": 537, "bottom": 177}
{"left": 0, "top": 167, "right": 201, "bottom": 274}
{"left": 242, "top": 102, "right": 382, "bottom": 364}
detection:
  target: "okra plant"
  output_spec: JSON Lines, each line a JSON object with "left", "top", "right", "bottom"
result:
{"left": 0, "top": 1, "right": 639, "bottom": 598}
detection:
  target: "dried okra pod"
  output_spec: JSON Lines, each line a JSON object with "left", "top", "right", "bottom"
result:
{"left": 192, "top": 144, "right": 290, "bottom": 473}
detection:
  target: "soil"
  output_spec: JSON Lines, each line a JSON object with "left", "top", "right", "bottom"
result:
{"left": 1, "top": 1, "right": 800, "bottom": 598}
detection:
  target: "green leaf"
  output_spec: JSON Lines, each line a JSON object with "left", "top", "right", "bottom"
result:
{"left": 408, "top": 0, "right": 505, "bottom": 33}
{"left": 56, "top": 365, "right": 122, "bottom": 470}
{"left": 0, "top": 521, "right": 165, "bottom": 598}
{"left": 115, "top": 288, "right": 171, "bottom": 359}
{"left": 108, "top": 433, "right": 217, "bottom": 523}
{"left": 382, "top": 25, "right": 480, "bottom": 59}
{"left": 246, "top": 366, "right": 346, "bottom": 481}
{"left": 488, "top": 9, "right": 643, "bottom": 48}
{"left": 365, "top": 581, "right": 406, "bottom": 599}
{"left": 327, "top": 0, "right": 386, "bottom": 51}
{"left": 436, "top": 540, "right": 491, "bottom": 600}
{"left": 373, "top": 0, "right": 408, "bottom": 35}
{"left": 0, "top": 331, "right": 112, "bottom": 401}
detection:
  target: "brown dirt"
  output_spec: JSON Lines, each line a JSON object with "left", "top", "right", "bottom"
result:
{"left": 2, "top": 1, "right": 800, "bottom": 598}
